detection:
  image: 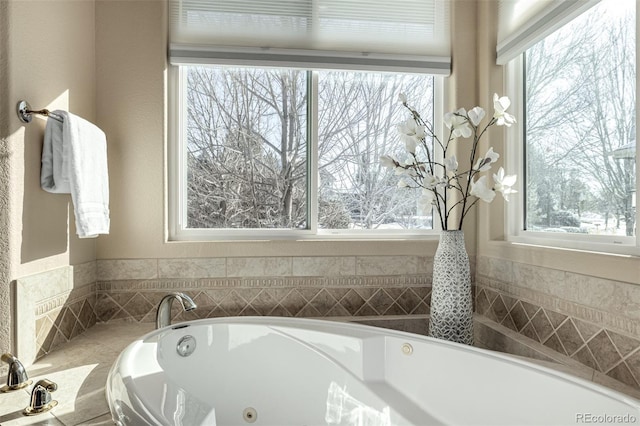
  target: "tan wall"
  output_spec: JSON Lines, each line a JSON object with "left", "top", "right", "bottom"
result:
{"left": 0, "top": 0, "right": 97, "bottom": 354}
{"left": 95, "top": 0, "right": 168, "bottom": 259}
{"left": 0, "top": 0, "right": 11, "bottom": 360}
{"left": 448, "top": 0, "right": 478, "bottom": 251}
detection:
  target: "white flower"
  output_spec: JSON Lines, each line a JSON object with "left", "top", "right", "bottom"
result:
{"left": 484, "top": 146, "right": 500, "bottom": 163}
{"left": 380, "top": 155, "right": 395, "bottom": 169}
{"left": 493, "top": 93, "right": 516, "bottom": 127}
{"left": 443, "top": 155, "right": 458, "bottom": 173}
{"left": 393, "top": 94, "right": 516, "bottom": 229}
{"left": 417, "top": 189, "right": 435, "bottom": 214}
{"left": 404, "top": 138, "right": 417, "bottom": 154}
{"left": 444, "top": 108, "right": 472, "bottom": 138}
{"left": 468, "top": 106, "right": 486, "bottom": 127}
{"left": 470, "top": 175, "right": 496, "bottom": 203}
{"left": 474, "top": 147, "right": 500, "bottom": 172}
{"left": 397, "top": 118, "right": 425, "bottom": 139}
{"left": 493, "top": 167, "right": 517, "bottom": 201}
{"left": 397, "top": 118, "right": 425, "bottom": 153}
{"left": 422, "top": 173, "right": 439, "bottom": 189}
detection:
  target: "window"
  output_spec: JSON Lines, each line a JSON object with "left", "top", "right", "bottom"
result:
{"left": 171, "top": 66, "right": 437, "bottom": 239}
{"left": 168, "top": 0, "right": 449, "bottom": 240}
{"left": 184, "top": 67, "right": 308, "bottom": 230}
{"left": 507, "top": 0, "right": 638, "bottom": 252}
{"left": 317, "top": 71, "right": 434, "bottom": 231}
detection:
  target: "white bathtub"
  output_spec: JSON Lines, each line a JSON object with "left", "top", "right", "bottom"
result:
{"left": 106, "top": 317, "right": 640, "bottom": 425}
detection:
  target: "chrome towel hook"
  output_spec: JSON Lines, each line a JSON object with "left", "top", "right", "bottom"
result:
{"left": 17, "top": 100, "right": 63, "bottom": 123}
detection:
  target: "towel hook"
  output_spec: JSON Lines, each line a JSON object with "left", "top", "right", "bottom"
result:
{"left": 16, "top": 100, "right": 62, "bottom": 123}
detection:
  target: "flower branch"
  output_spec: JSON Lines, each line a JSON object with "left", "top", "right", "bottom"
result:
{"left": 382, "top": 93, "right": 518, "bottom": 230}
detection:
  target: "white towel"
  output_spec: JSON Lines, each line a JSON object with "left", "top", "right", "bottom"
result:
{"left": 41, "top": 110, "right": 110, "bottom": 238}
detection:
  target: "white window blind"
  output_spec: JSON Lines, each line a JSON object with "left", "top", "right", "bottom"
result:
{"left": 169, "top": 0, "right": 451, "bottom": 75}
{"left": 496, "top": 0, "right": 601, "bottom": 65}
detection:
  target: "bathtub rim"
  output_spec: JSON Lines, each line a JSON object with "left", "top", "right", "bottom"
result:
{"left": 112, "top": 315, "right": 640, "bottom": 407}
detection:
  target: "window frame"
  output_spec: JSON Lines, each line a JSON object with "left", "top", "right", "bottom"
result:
{"left": 168, "top": 65, "right": 444, "bottom": 241}
{"left": 504, "top": 54, "right": 640, "bottom": 256}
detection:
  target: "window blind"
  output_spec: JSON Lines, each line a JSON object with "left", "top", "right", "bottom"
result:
{"left": 169, "top": 0, "right": 451, "bottom": 75}
{"left": 496, "top": 0, "right": 601, "bottom": 65}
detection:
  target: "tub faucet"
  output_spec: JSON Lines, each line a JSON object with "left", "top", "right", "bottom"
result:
{"left": 23, "top": 379, "right": 58, "bottom": 416}
{"left": 1, "top": 353, "right": 31, "bottom": 392}
{"left": 156, "top": 292, "right": 197, "bottom": 329}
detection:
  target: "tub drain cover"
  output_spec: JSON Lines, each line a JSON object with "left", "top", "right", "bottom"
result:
{"left": 243, "top": 407, "right": 257, "bottom": 423}
{"left": 176, "top": 335, "right": 196, "bottom": 357}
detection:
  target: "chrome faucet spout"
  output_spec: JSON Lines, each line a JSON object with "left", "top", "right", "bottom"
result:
{"left": 1, "top": 353, "right": 32, "bottom": 392}
{"left": 156, "top": 292, "right": 197, "bottom": 329}
{"left": 23, "top": 379, "right": 58, "bottom": 416}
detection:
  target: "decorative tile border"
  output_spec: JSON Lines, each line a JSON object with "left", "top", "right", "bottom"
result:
{"left": 476, "top": 284, "right": 640, "bottom": 390}
{"left": 96, "top": 278, "right": 432, "bottom": 324}
{"left": 35, "top": 283, "right": 96, "bottom": 316}
{"left": 477, "top": 256, "right": 640, "bottom": 336}
{"left": 35, "top": 289, "right": 97, "bottom": 359}
{"left": 98, "top": 275, "right": 432, "bottom": 291}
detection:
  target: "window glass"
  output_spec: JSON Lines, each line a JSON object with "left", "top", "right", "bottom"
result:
{"left": 317, "top": 71, "right": 434, "bottom": 230}
{"left": 524, "top": 0, "right": 636, "bottom": 237}
{"left": 181, "top": 66, "right": 435, "bottom": 233}
{"left": 185, "top": 67, "right": 308, "bottom": 229}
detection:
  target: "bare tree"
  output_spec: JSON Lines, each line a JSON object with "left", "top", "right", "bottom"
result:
{"left": 526, "top": 4, "right": 636, "bottom": 235}
{"left": 317, "top": 72, "right": 433, "bottom": 229}
{"left": 186, "top": 67, "right": 434, "bottom": 230}
{"left": 186, "top": 67, "right": 307, "bottom": 228}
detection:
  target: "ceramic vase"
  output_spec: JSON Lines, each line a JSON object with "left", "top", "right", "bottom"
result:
{"left": 428, "top": 230, "right": 474, "bottom": 345}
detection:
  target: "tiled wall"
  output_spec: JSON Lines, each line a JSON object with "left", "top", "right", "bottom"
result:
{"left": 15, "top": 262, "right": 98, "bottom": 364}
{"left": 17, "top": 256, "right": 437, "bottom": 363}
{"left": 35, "top": 284, "right": 97, "bottom": 359}
{"left": 24, "top": 252, "right": 640, "bottom": 396}
{"left": 476, "top": 255, "right": 640, "bottom": 390}
{"left": 96, "top": 256, "right": 433, "bottom": 281}
{"left": 16, "top": 252, "right": 640, "bottom": 398}
{"left": 96, "top": 278, "right": 432, "bottom": 323}
{"left": 95, "top": 256, "right": 435, "bottom": 324}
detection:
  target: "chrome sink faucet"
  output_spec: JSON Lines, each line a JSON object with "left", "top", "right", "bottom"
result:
{"left": 156, "top": 292, "right": 197, "bottom": 329}
{"left": 1, "top": 353, "right": 32, "bottom": 392}
{"left": 23, "top": 379, "right": 58, "bottom": 415}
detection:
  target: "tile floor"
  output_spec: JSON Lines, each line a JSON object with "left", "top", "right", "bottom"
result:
{"left": 0, "top": 323, "right": 152, "bottom": 426}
